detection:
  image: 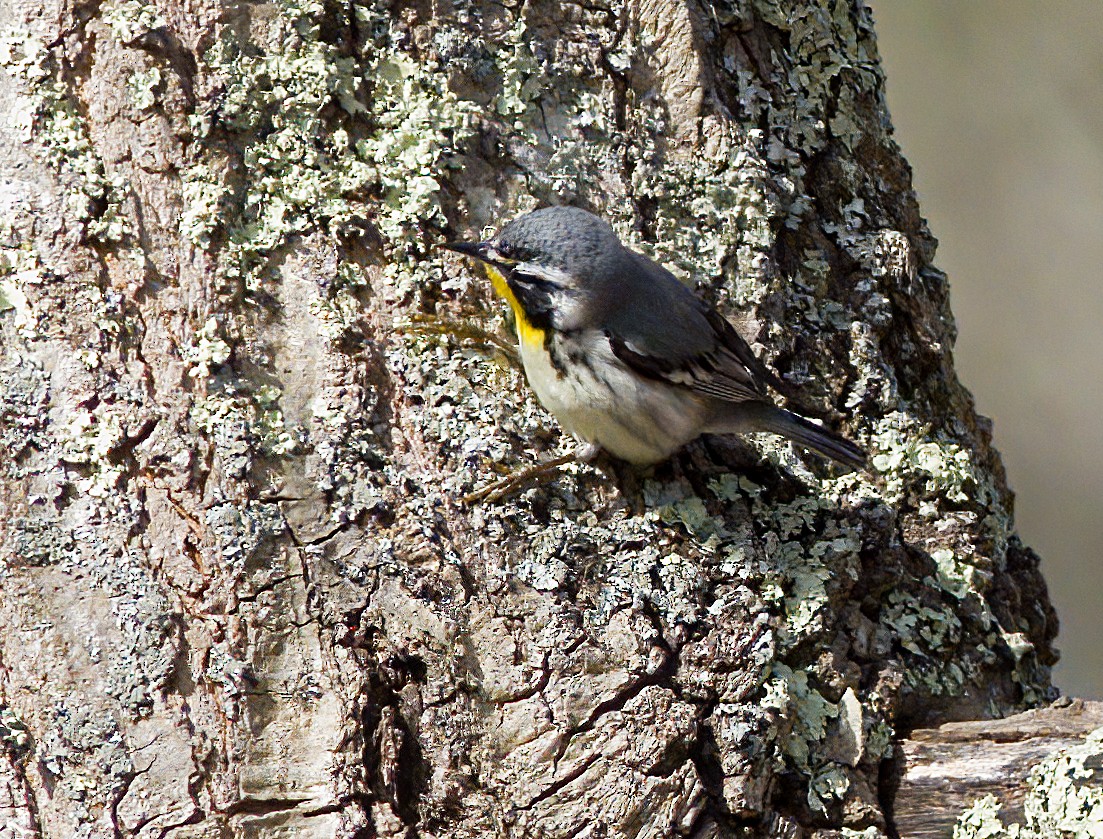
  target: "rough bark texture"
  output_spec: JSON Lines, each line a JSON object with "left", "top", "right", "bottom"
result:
{"left": 893, "top": 699, "right": 1103, "bottom": 839}
{"left": 0, "top": 0, "right": 1066, "bottom": 837}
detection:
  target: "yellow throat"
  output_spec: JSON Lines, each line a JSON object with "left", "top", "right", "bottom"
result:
{"left": 484, "top": 263, "right": 546, "bottom": 349}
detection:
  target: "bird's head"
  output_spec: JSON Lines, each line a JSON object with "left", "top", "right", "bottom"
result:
{"left": 444, "top": 206, "right": 623, "bottom": 334}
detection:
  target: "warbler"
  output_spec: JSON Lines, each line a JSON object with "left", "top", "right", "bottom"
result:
{"left": 444, "top": 206, "right": 865, "bottom": 470}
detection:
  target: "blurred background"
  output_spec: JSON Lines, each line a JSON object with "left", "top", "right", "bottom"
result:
{"left": 871, "top": 1, "right": 1103, "bottom": 699}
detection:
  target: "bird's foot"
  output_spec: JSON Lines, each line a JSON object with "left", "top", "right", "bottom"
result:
{"left": 461, "top": 447, "right": 599, "bottom": 505}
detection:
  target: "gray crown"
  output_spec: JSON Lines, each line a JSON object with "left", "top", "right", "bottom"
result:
{"left": 495, "top": 206, "right": 623, "bottom": 276}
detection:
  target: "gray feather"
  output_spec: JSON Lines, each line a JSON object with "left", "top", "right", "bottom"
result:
{"left": 597, "top": 251, "right": 762, "bottom": 403}
{"left": 709, "top": 402, "right": 867, "bottom": 469}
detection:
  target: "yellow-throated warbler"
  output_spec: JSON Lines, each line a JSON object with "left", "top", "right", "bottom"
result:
{"left": 445, "top": 206, "right": 865, "bottom": 471}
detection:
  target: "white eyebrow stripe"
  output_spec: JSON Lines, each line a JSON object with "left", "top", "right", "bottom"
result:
{"left": 516, "top": 262, "right": 573, "bottom": 286}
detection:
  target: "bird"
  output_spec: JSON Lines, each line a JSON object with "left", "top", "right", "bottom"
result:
{"left": 443, "top": 205, "right": 865, "bottom": 487}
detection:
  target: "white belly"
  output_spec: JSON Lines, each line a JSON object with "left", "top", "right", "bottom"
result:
{"left": 519, "top": 331, "right": 706, "bottom": 465}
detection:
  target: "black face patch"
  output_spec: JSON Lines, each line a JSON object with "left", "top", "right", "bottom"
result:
{"left": 506, "top": 269, "right": 559, "bottom": 332}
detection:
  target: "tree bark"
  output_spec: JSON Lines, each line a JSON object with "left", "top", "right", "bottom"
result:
{"left": 0, "top": 0, "right": 1064, "bottom": 837}
{"left": 893, "top": 699, "right": 1103, "bottom": 839}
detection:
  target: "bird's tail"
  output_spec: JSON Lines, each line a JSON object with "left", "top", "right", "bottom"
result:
{"left": 727, "top": 402, "right": 867, "bottom": 470}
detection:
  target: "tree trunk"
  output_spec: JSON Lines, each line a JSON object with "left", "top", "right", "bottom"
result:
{"left": 0, "top": 0, "right": 1065, "bottom": 837}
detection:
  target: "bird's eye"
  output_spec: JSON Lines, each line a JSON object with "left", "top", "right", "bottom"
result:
{"left": 497, "top": 241, "right": 538, "bottom": 264}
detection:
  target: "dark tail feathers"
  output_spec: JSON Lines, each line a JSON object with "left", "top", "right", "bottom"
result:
{"left": 748, "top": 403, "right": 867, "bottom": 470}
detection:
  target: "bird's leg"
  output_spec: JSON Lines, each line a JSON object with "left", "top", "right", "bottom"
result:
{"left": 461, "top": 444, "right": 602, "bottom": 505}
{"left": 460, "top": 454, "right": 574, "bottom": 505}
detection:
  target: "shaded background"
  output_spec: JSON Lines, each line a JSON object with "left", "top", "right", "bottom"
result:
{"left": 872, "top": 1, "right": 1103, "bottom": 699}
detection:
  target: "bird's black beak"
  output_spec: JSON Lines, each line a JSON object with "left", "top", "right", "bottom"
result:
{"left": 441, "top": 241, "right": 491, "bottom": 263}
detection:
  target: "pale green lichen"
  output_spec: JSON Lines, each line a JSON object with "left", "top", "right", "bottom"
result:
{"left": 956, "top": 796, "right": 1013, "bottom": 839}
{"left": 870, "top": 413, "right": 1000, "bottom": 508}
{"left": 808, "top": 763, "right": 851, "bottom": 815}
{"left": 483, "top": 11, "right": 623, "bottom": 208}
{"left": 0, "top": 247, "right": 40, "bottom": 335}
{"left": 191, "top": 384, "right": 303, "bottom": 471}
{"left": 183, "top": 319, "right": 302, "bottom": 460}
{"left": 855, "top": 409, "right": 1040, "bottom": 700}
{"left": 647, "top": 480, "right": 730, "bottom": 547}
{"left": 55, "top": 407, "right": 129, "bottom": 497}
{"left": 170, "top": 0, "right": 482, "bottom": 535}
{"left": 864, "top": 716, "right": 895, "bottom": 763}
{"left": 308, "top": 261, "right": 373, "bottom": 340}
{"left": 167, "top": 2, "right": 483, "bottom": 542}
{"left": 754, "top": 0, "right": 880, "bottom": 155}
{"left": 763, "top": 663, "right": 837, "bottom": 771}
{"left": 184, "top": 0, "right": 474, "bottom": 301}
{"left": 0, "top": 27, "right": 49, "bottom": 88}
{"left": 306, "top": 387, "right": 386, "bottom": 526}
{"left": 357, "top": 46, "right": 477, "bottom": 255}
{"left": 101, "top": 0, "right": 166, "bottom": 44}
{"left": 126, "top": 66, "right": 161, "bottom": 110}
{"left": 883, "top": 589, "right": 961, "bottom": 656}
{"left": 733, "top": 476, "right": 862, "bottom": 649}
{"left": 178, "top": 162, "right": 229, "bottom": 251}
{"left": 491, "top": 17, "right": 542, "bottom": 135}
{"left": 931, "top": 547, "right": 980, "bottom": 600}
{"left": 253, "top": 384, "right": 302, "bottom": 457}
{"left": 0, "top": 28, "right": 130, "bottom": 243}
{"left": 953, "top": 729, "right": 1103, "bottom": 838}
{"left": 656, "top": 146, "right": 775, "bottom": 283}
{"left": 0, "top": 706, "right": 31, "bottom": 754}
{"left": 183, "top": 0, "right": 373, "bottom": 283}
{"left": 763, "top": 662, "right": 872, "bottom": 815}
{"left": 0, "top": 352, "right": 51, "bottom": 487}
{"left": 182, "top": 316, "right": 231, "bottom": 378}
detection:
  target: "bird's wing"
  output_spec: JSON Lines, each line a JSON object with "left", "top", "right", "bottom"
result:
{"left": 607, "top": 326, "right": 766, "bottom": 403}
{"left": 602, "top": 269, "right": 769, "bottom": 404}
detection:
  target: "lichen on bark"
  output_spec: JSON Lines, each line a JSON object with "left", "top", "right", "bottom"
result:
{"left": 0, "top": 0, "right": 1058, "bottom": 836}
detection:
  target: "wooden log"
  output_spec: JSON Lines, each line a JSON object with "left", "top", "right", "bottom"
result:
{"left": 893, "top": 699, "right": 1103, "bottom": 838}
